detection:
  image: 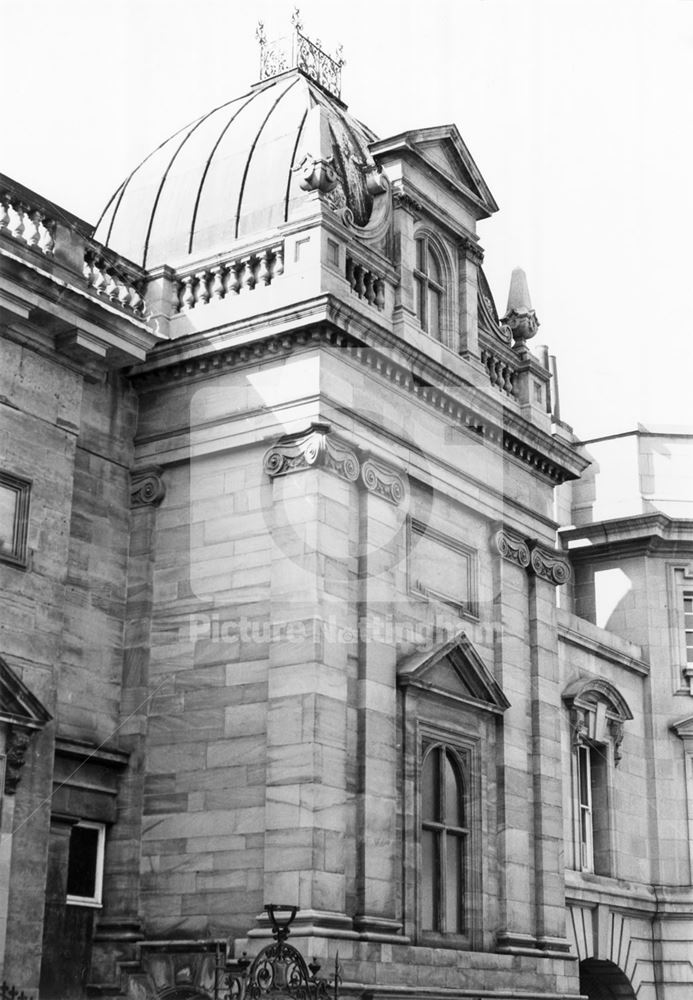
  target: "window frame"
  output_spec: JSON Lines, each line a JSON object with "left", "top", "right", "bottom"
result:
{"left": 420, "top": 742, "right": 469, "bottom": 936}
{"left": 414, "top": 235, "right": 447, "bottom": 343}
{"left": 66, "top": 820, "right": 106, "bottom": 908}
{"left": 564, "top": 677, "right": 632, "bottom": 878}
{"left": 416, "top": 727, "right": 481, "bottom": 948}
{"left": 0, "top": 471, "right": 31, "bottom": 568}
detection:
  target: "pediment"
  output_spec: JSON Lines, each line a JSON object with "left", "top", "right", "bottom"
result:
{"left": 0, "top": 654, "right": 51, "bottom": 729}
{"left": 398, "top": 633, "right": 510, "bottom": 713}
{"left": 373, "top": 126, "right": 498, "bottom": 218}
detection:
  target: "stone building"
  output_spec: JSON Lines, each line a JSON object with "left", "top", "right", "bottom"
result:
{"left": 1, "top": 19, "right": 692, "bottom": 1000}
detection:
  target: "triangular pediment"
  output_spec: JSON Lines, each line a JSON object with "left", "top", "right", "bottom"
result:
{"left": 0, "top": 654, "right": 52, "bottom": 729}
{"left": 371, "top": 125, "right": 498, "bottom": 218}
{"left": 398, "top": 633, "right": 510, "bottom": 713}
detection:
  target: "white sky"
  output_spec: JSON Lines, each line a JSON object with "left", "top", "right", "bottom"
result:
{"left": 4, "top": 0, "right": 693, "bottom": 440}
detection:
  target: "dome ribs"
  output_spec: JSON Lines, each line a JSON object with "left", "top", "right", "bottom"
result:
{"left": 234, "top": 76, "right": 300, "bottom": 240}
{"left": 141, "top": 100, "right": 240, "bottom": 270}
{"left": 284, "top": 107, "right": 309, "bottom": 223}
{"left": 187, "top": 89, "right": 258, "bottom": 256}
{"left": 97, "top": 107, "right": 223, "bottom": 253}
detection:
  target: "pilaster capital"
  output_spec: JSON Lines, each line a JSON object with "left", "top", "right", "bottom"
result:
{"left": 360, "top": 456, "right": 406, "bottom": 505}
{"left": 459, "top": 235, "right": 484, "bottom": 265}
{"left": 493, "top": 526, "right": 571, "bottom": 585}
{"left": 493, "top": 526, "right": 530, "bottom": 569}
{"left": 263, "top": 422, "right": 360, "bottom": 483}
{"left": 392, "top": 190, "right": 422, "bottom": 217}
{"left": 130, "top": 466, "right": 166, "bottom": 507}
{"left": 529, "top": 541, "right": 572, "bottom": 586}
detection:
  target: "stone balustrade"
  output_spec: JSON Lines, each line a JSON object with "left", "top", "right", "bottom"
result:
{"left": 177, "top": 243, "right": 284, "bottom": 311}
{"left": 345, "top": 254, "right": 386, "bottom": 310}
{"left": 0, "top": 191, "right": 56, "bottom": 255}
{"left": 480, "top": 345, "right": 517, "bottom": 397}
{"left": 83, "top": 250, "right": 148, "bottom": 318}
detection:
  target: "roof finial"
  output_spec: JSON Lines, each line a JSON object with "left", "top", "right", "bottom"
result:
{"left": 256, "top": 10, "right": 345, "bottom": 100}
{"left": 501, "top": 267, "right": 539, "bottom": 353}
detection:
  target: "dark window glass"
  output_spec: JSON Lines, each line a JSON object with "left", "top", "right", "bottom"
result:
{"left": 66, "top": 825, "right": 99, "bottom": 899}
{"left": 414, "top": 238, "right": 445, "bottom": 341}
{"left": 421, "top": 745, "right": 468, "bottom": 935}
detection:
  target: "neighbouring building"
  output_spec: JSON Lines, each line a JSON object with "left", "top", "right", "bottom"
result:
{"left": 1, "top": 18, "right": 692, "bottom": 1000}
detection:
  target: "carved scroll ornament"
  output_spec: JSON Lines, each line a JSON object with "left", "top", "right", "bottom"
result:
{"left": 263, "top": 423, "right": 360, "bottom": 483}
{"left": 130, "top": 466, "right": 166, "bottom": 507}
{"left": 530, "top": 543, "right": 572, "bottom": 586}
{"left": 360, "top": 458, "right": 405, "bottom": 505}
{"left": 493, "top": 528, "right": 530, "bottom": 569}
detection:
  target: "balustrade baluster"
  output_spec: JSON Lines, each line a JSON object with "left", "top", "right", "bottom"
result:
{"left": 39, "top": 218, "right": 55, "bottom": 254}
{"left": 92, "top": 260, "right": 107, "bottom": 295}
{"left": 210, "top": 266, "right": 225, "bottom": 301}
{"left": 8, "top": 202, "right": 24, "bottom": 240}
{"left": 0, "top": 196, "right": 9, "bottom": 233}
{"left": 104, "top": 270, "right": 118, "bottom": 300}
{"left": 117, "top": 278, "right": 131, "bottom": 308}
{"left": 195, "top": 271, "right": 210, "bottom": 306}
{"left": 225, "top": 262, "right": 241, "bottom": 296}
{"left": 257, "top": 250, "right": 271, "bottom": 286}
{"left": 365, "top": 271, "right": 376, "bottom": 305}
{"left": 374, "top": 278, "right": 385, "bottom": 310}
{"left": 23, "top": 210, "right": 41, "bottom": 248}
{"left": 241, "top": 256, "right": 256, "bottom": 292}
{"left": 181, "top": 275, "right": 195, "bottom": 311}
{"left": 271, "top": 244, "right": 284, "bottom": 278}
{"left": 346, "top": 257, "right": 356, "bottom": 292}
{"left": 128, "top": 286, "right": 144, "bottom": 314}
{"left": 354, "top": 264, "right": 365, "bottom": 298}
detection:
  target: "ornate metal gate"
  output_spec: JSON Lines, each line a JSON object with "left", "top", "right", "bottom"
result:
{"left": 213, "top": 906, "right": 340, "bottom": 1000}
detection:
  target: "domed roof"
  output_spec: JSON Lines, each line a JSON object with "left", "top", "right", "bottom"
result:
{"left": 94, "top": 70, "right": 379, "bottom": 270}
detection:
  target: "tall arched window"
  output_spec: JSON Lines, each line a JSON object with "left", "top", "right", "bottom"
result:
{"left": 414, "top": 237, "right": 444, "bottom": 341}
{"left": 421, "top": 744, "right": 468, "bottom": 934}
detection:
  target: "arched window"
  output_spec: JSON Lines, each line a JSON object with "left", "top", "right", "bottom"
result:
{"left": 414, "top": 237, "right": 445, "bottom": 341}
{"left": 421, "top": 744, "right": 468, "bottom": 934}
{"left": 563, "top": 677, "right": 633, "bottom": 875}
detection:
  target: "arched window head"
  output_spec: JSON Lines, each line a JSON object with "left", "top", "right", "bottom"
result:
{"left": 414, "top": 237, "right": 445, "bottom": 341}
{"left": 421, "top": 744, "right": 467, "bottom": 934}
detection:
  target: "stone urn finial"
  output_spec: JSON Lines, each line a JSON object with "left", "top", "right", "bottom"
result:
{"left": 502, "top": 267, "right": 539, "bottom": 353}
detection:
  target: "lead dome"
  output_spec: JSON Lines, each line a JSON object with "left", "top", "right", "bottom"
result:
{"left": 94, "top": 70, "right": 380, "bottom": 270}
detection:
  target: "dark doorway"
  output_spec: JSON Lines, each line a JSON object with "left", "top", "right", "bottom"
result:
{"left": 579, "top": 959, "right": 636, "bottom": 1000}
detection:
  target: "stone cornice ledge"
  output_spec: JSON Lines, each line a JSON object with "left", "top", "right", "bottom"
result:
{"left": 557, "top": 608, "right": 648, "bottom": 675}
{"left": 130, "top": 310, "right": 585, "bottom": 486}
{"left": 561, "top": 513, "right": 693, "bottom": 562}
{"left": 565, "top": 869, "right": 657, "bottom": 914}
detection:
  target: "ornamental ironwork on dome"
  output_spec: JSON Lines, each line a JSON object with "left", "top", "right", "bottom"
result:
{"left": 93, "top": 19, "right": 380, "bottom": 271}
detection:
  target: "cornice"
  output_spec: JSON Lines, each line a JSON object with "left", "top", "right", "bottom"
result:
{"left": 562, "top": 513, "right": 693, "bottom": 563}
{"left": 128, "top": 303, "right": 585, "bottom": 485}
{"left": 557, "top": 614, "right": 648, "bottom": 675}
